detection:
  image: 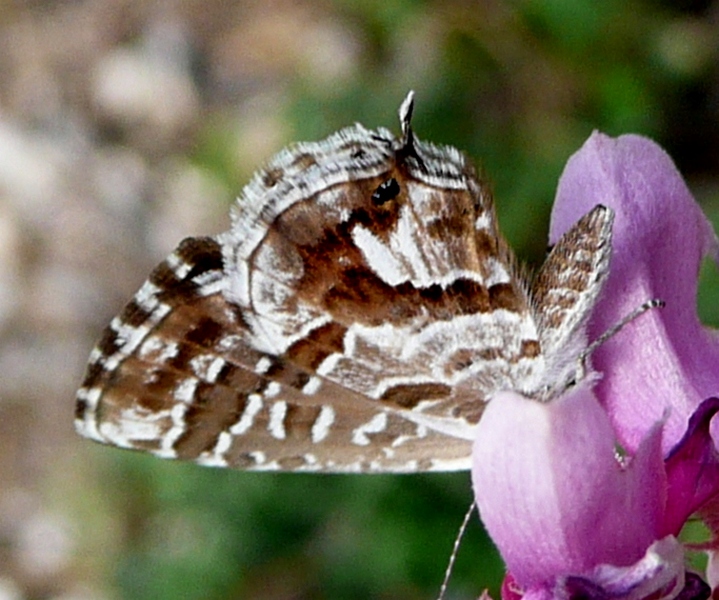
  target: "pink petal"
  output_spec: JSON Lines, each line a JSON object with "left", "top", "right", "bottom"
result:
{"left": 501, "top": 538, "right": 693, "bottom": 600}
{"left": 550, "top": 132, "right": 719, "bottom": 454}
{"left": 472, "top": 383, "right": 666, "bottom": 588}
{"left": 662, "top": 398, "right": 719, "bottom": 536}
{"left": 568, "top": 536, "right": 685, "bottom": 599}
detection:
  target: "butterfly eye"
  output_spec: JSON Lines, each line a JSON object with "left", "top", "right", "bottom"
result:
{"left": 371, "top": 177, "right": 400, "bottom": 205}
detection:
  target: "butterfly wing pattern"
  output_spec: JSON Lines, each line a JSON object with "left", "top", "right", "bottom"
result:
{"left": 75, "top": 92, "right": 614, "bottom": 472}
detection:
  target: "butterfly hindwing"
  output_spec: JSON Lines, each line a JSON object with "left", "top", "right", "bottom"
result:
{"left": 76, "top": 236, "right": 474, "bottom": 472}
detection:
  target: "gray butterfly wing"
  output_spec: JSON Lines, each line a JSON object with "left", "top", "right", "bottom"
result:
{"left": 531, "top": 204, "right": 614, "bottom": 393}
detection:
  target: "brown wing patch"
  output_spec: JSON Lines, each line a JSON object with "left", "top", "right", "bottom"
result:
{"left": 381, "top": 383, "right": 452, "bottom": 409}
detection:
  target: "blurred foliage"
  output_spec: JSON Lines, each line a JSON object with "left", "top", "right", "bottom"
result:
{"left": 64, "top": 0, "right": 719, "bottom": 599}
{"left": 89, "top": 449, "right": 496, "bottom": 600}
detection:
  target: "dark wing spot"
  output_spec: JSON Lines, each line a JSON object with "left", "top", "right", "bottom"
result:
{"left": 285, "top": 321, "right": 347, "bottom": 370}
{"left": 520, "top": 339, "right": 541, "bottom": 359}
{"left": 175, "top": 237, "right": 223, "bottom": 273}
{"left": 262, "top": 167, "right": 284, "bottom": 187}
{"left": 371, "top": 178, "right": 400, "bottom": 205}
{"left": 74, "top": 397, "right": 88, "bottom": 420}
{"left": 80, "top": 361, "right": 104, "bottom": 390}
{"left": 381, "top": 383, "right": 452, "bottom": 409}
{"left": 156, "top": 237, "right": 223, "bottom": 302}
{"left": 96, "top": 327, "right": 121, "bottom": 357}
{"left": 119, "top": 299, "right": 153, "bottom": 328}
{"left": 265, "top": 359, "right": 312, "bottom": 390}
{"left": 174, "top": 385, "right": 249, "bottom": 459}
{"left": 184, "top": 317, "right": 225, "bottom": 347}
{"left": 488, "top": 283, "right": 524, "bottom": 312}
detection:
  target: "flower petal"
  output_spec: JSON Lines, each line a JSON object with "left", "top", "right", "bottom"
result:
{"left": 501, "top": 538, "right": 699, "bottom": 600}
{"left": 550, "top": 132, "right": 719, "bottom": 454}
{"left": 563, "top": 536, "right": 685, "bottom": 600}
{"left": 472, "top": 383, "right": 666, "bottom": 588}
{"left": 662, "top": 397, "right": 719, "bottom": 536}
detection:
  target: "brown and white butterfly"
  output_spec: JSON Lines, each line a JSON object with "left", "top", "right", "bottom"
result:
{"left": 75, "top": 92, "right": 613, "bottom": 473}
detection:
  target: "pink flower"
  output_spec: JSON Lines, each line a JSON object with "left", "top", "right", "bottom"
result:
{"left": 472, "top": 134, "right": 719, "bottom": 599}
{"left": 550, "top": 133, "right": 719, "bottom": 457}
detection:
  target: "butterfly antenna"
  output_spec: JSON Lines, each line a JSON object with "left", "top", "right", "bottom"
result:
{"left": 397, "top": 90, "right": 428, "bottom": 173}
{"left": 581, "top": 298, "right": 665, "bottom": 363}
{"left": 436, "top": 501, "right": 476, "bottom": 600}
{"left": 398, "top": 90, "right": 415, "bottom": 142}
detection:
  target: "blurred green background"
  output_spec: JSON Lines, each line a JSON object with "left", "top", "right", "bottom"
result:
{"left": 0, "top": 1, "right": 718, "bottom": 599}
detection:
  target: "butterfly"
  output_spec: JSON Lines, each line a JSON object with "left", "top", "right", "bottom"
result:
{"left": 75, "top": 92, "right": 613, "bottom": 472}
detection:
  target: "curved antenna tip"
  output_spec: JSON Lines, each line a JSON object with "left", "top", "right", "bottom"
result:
{"left": 399, "top": 90, "right": 415, "bottom": 139}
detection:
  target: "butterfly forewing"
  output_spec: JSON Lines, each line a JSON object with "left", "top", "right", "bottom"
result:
{"left": 531, "top": 205, "right": 614, "bottom": 392}
{"left": 75, "top": 92, "right": 613, "bottom": 472}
